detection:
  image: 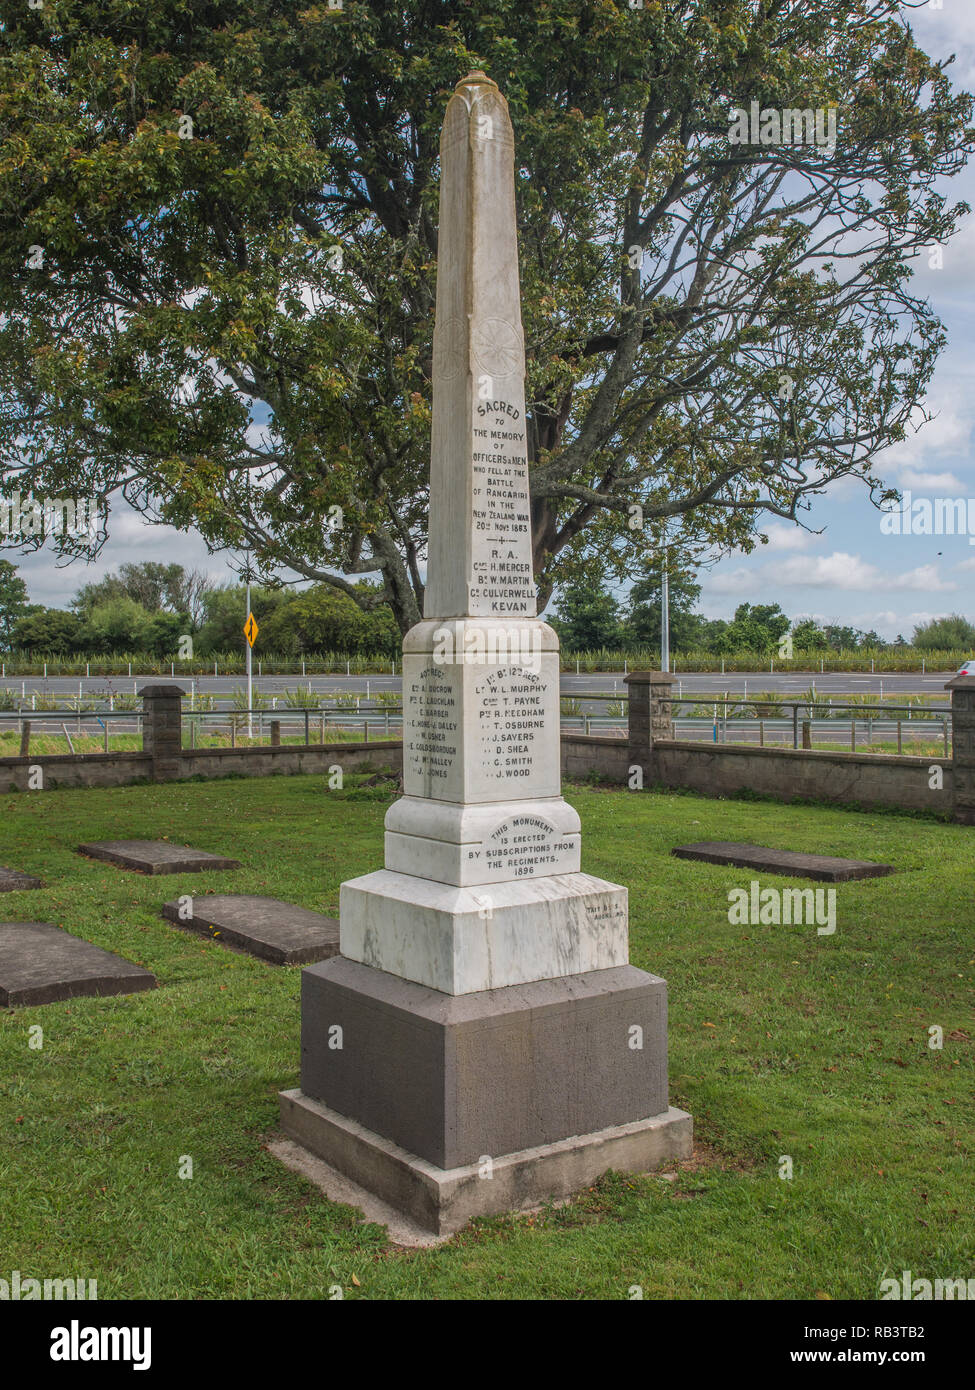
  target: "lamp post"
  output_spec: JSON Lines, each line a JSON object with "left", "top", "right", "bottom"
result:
{"left": 245, "top": 551, "right": 253, "bottom": 740}
{"left": 660, "top": 532, "right": 670, "bottom": 674}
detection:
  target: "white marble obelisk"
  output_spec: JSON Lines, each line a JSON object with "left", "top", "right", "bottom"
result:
{"left": 280, "top": 73, "right": 691, "bottom": 1236}
{"left": 339, "top": 71, "right": 628, "bottom": 995}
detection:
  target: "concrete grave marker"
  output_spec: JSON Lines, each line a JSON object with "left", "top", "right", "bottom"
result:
{"left": 278, "top": 71, "right": 691, "bottom": 1235}
{"left": 77, "top": 841, "right": 241, "bottom": 875}
{"left": 0, "top": 922, "right": 156, "bottom": 1007}
{"left": 0, "top": 867, "right": 42, "bottom": 893}
{"left": 162, "top": 895, "right": 339, "bottom": 965}
{"left": 672, "top": 841, "right": 895, "bottom": 882}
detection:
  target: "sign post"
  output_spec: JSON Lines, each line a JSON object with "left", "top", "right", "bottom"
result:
{"left": 243, "top": 580, "right": 258, "bottom": 741}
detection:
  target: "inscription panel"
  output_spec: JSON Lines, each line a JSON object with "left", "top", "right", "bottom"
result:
{"left": 479, "top": 814, "right": 578, "bottom": 879}
{"left": 468, "top": 661, "right": 560, "bottom": 801}
{"left": 469, "top": 395, "right": 535, "bottom": 616}
{"left": 403, "top": 661, "right": 462, "bottom": 800}
{"left": 403, "top": 654, "right": 561, "bottom": 803}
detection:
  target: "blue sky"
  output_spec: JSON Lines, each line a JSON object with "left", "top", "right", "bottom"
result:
{"left": 10, "top": 3, "right": 975, "bottom": 640}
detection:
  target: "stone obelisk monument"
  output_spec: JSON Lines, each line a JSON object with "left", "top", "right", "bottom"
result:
{"left": 279, "top": 72, "right": 691, "bottom": 1234}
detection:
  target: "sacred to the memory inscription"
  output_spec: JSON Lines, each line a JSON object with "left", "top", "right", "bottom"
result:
{"left": 470, "top": 396, "right": 534, "bottom": 614}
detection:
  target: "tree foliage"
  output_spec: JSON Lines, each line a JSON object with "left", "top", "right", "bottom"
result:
{"left": 913, "top": 613, "right": 975, "bottom": 651}
{"left": 1, "top": 1, "right": 972, "bottom": 631}
{"left": 0, "top": 558, "right": 28, "bottom": 648}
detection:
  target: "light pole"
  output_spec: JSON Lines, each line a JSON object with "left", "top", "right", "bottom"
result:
{"left": 660, "top": 535, "right": 670, "bottom": 674}
{"left": 245, "top": 550, "right": 253, "bottom": 740}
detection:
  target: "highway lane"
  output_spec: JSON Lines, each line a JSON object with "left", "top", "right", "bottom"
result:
{"left": 0, "top": 670, "right": 958, "bottom": 700}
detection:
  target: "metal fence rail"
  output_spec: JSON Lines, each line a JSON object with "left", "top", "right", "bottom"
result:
{"left": 0, "top": 691, "right": 954, "bottom": 758}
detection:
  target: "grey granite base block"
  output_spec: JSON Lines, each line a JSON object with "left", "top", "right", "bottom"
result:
{"left": 78, "top": 840, "right": 241, "bottom": 875}
{"left": 161, "top": 894, "right": 339, "bottom": 965}
{"left": 0, "top": 867, "right": 42, "bottom": 892}
{"left": 299, "top": 956, "right": 669, "bottom": 1169}
{"left": 279, "top": 1088, "right": 692, "bottom": 1236}
{"left": 0, "top": 921, "right": 156, "bottom": 1007}
{"left": 672, "top": 841, "right": 895, "bottom": 881}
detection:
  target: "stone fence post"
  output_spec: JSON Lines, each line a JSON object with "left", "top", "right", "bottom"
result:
{"left": 624, "top": 671, "right": 676, "bottom": 782}
{"left": 140, "top": 684, "right": 185, "bottom": 782}
{"left": 946, "top": 673, "right": 975, "bottom": 825}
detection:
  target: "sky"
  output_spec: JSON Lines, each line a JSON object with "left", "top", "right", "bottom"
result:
{"left": 693, "top": 2, "right": 975, "bottom": 639}
{"left": 7, "top": 3, "right": 975, "bottom": 641}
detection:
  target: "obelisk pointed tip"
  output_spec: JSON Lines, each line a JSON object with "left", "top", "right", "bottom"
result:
{"left": 456, "top": 69, "right": 498, "bottom": 90}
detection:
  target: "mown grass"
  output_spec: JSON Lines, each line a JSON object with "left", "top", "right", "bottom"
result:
{"left": 0, "top": 773, "right": 971, "bottom": 1299}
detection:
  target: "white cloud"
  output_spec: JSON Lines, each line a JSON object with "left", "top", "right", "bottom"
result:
{"left": 776, "top": 551, "right": 883, "bottom": 589}
{"left": 758, "top": 522, "right": 816, "bottom": 552}
{"left": 717, "top": 551, "right": 958, "bottom": 593}
{"left": 707, "top": 566, "right": 764, "bottom": 595}
{"left": 890, "top": 564, "right": 958, "bottom": 593}
{"left": 899, "top": 470, "right": 969, "bottom": 493}
{"left": 882, "top": 405, "right": 972, "bottom": 472}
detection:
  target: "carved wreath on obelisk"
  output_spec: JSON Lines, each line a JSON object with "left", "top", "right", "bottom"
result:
{"left": 472, "top": 316, "right": 524, "bottom": 380}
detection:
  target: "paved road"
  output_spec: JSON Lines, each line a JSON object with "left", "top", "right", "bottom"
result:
{"left": 1, "top": 670, "right": 957, "bottom": 700}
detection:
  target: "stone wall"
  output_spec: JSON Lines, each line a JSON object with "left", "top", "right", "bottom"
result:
{"left": 652, "top": 741, "right": 950, "bottom": 814}
{"left": 0, "top": 752, "right": 154, "bottom": 793}
{"left": 946, "top": 674, "right": 975, "bottom": 825}
{"left": 177, "top": 742, "right": 402, "bottom": 781}
{"left": 625, "top": 667, "right": 964, "bottom": 823}
{"left": 0, "top": 743, "right": 402, "bottom": 793}
{"left": 560, "top": 733, "right": 629, "bottom": 784}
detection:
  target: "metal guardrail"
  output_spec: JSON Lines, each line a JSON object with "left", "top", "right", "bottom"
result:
{"left": 182, "top": 707, "right": 403, "bottom": 747}
{"left": 0, "top": 691, "right": 953, "bottom": 758}
{"left": 665, "top": 695, "right": 951, "bottom": 752}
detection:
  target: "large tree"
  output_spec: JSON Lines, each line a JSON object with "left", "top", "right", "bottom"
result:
{"left": 0, "top": 1, "right": 971, "bottom": 632}
{"left": 73, "top": 561, "right": 213, "bottom": 624}
{"left": 0, "top": 559, "right": 28, "bottom": 648}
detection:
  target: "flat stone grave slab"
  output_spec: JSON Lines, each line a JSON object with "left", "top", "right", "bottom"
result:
{"left": 0, "top": 922, "right": 156, "bottom": 1007}
{"left": 161, "top": 894, "right": 339, "bottom": 965}
{"left": 671, "top": 841, "right": 895, "bottom": 882}
{"left": 78, "top": 840, "right": 241, "bottom": 875}
{"left": 0, "top": 866, "right": 42, "bottom": 892}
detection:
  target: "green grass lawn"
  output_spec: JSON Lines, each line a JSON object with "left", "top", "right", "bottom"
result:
{"left": 1, "top": 772, "right": 972, "bottom": 1299}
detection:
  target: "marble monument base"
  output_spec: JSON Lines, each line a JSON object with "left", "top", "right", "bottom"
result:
{"left": 339, "top": 868, "right": 629, "bottom": 995}
{"left": 279, "top": 1088, "right": 693, "bottom": 1237}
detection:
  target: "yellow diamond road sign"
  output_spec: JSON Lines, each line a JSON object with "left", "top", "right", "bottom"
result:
{"left": 244, "top": 613, "right": 259, "bottom": 648}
